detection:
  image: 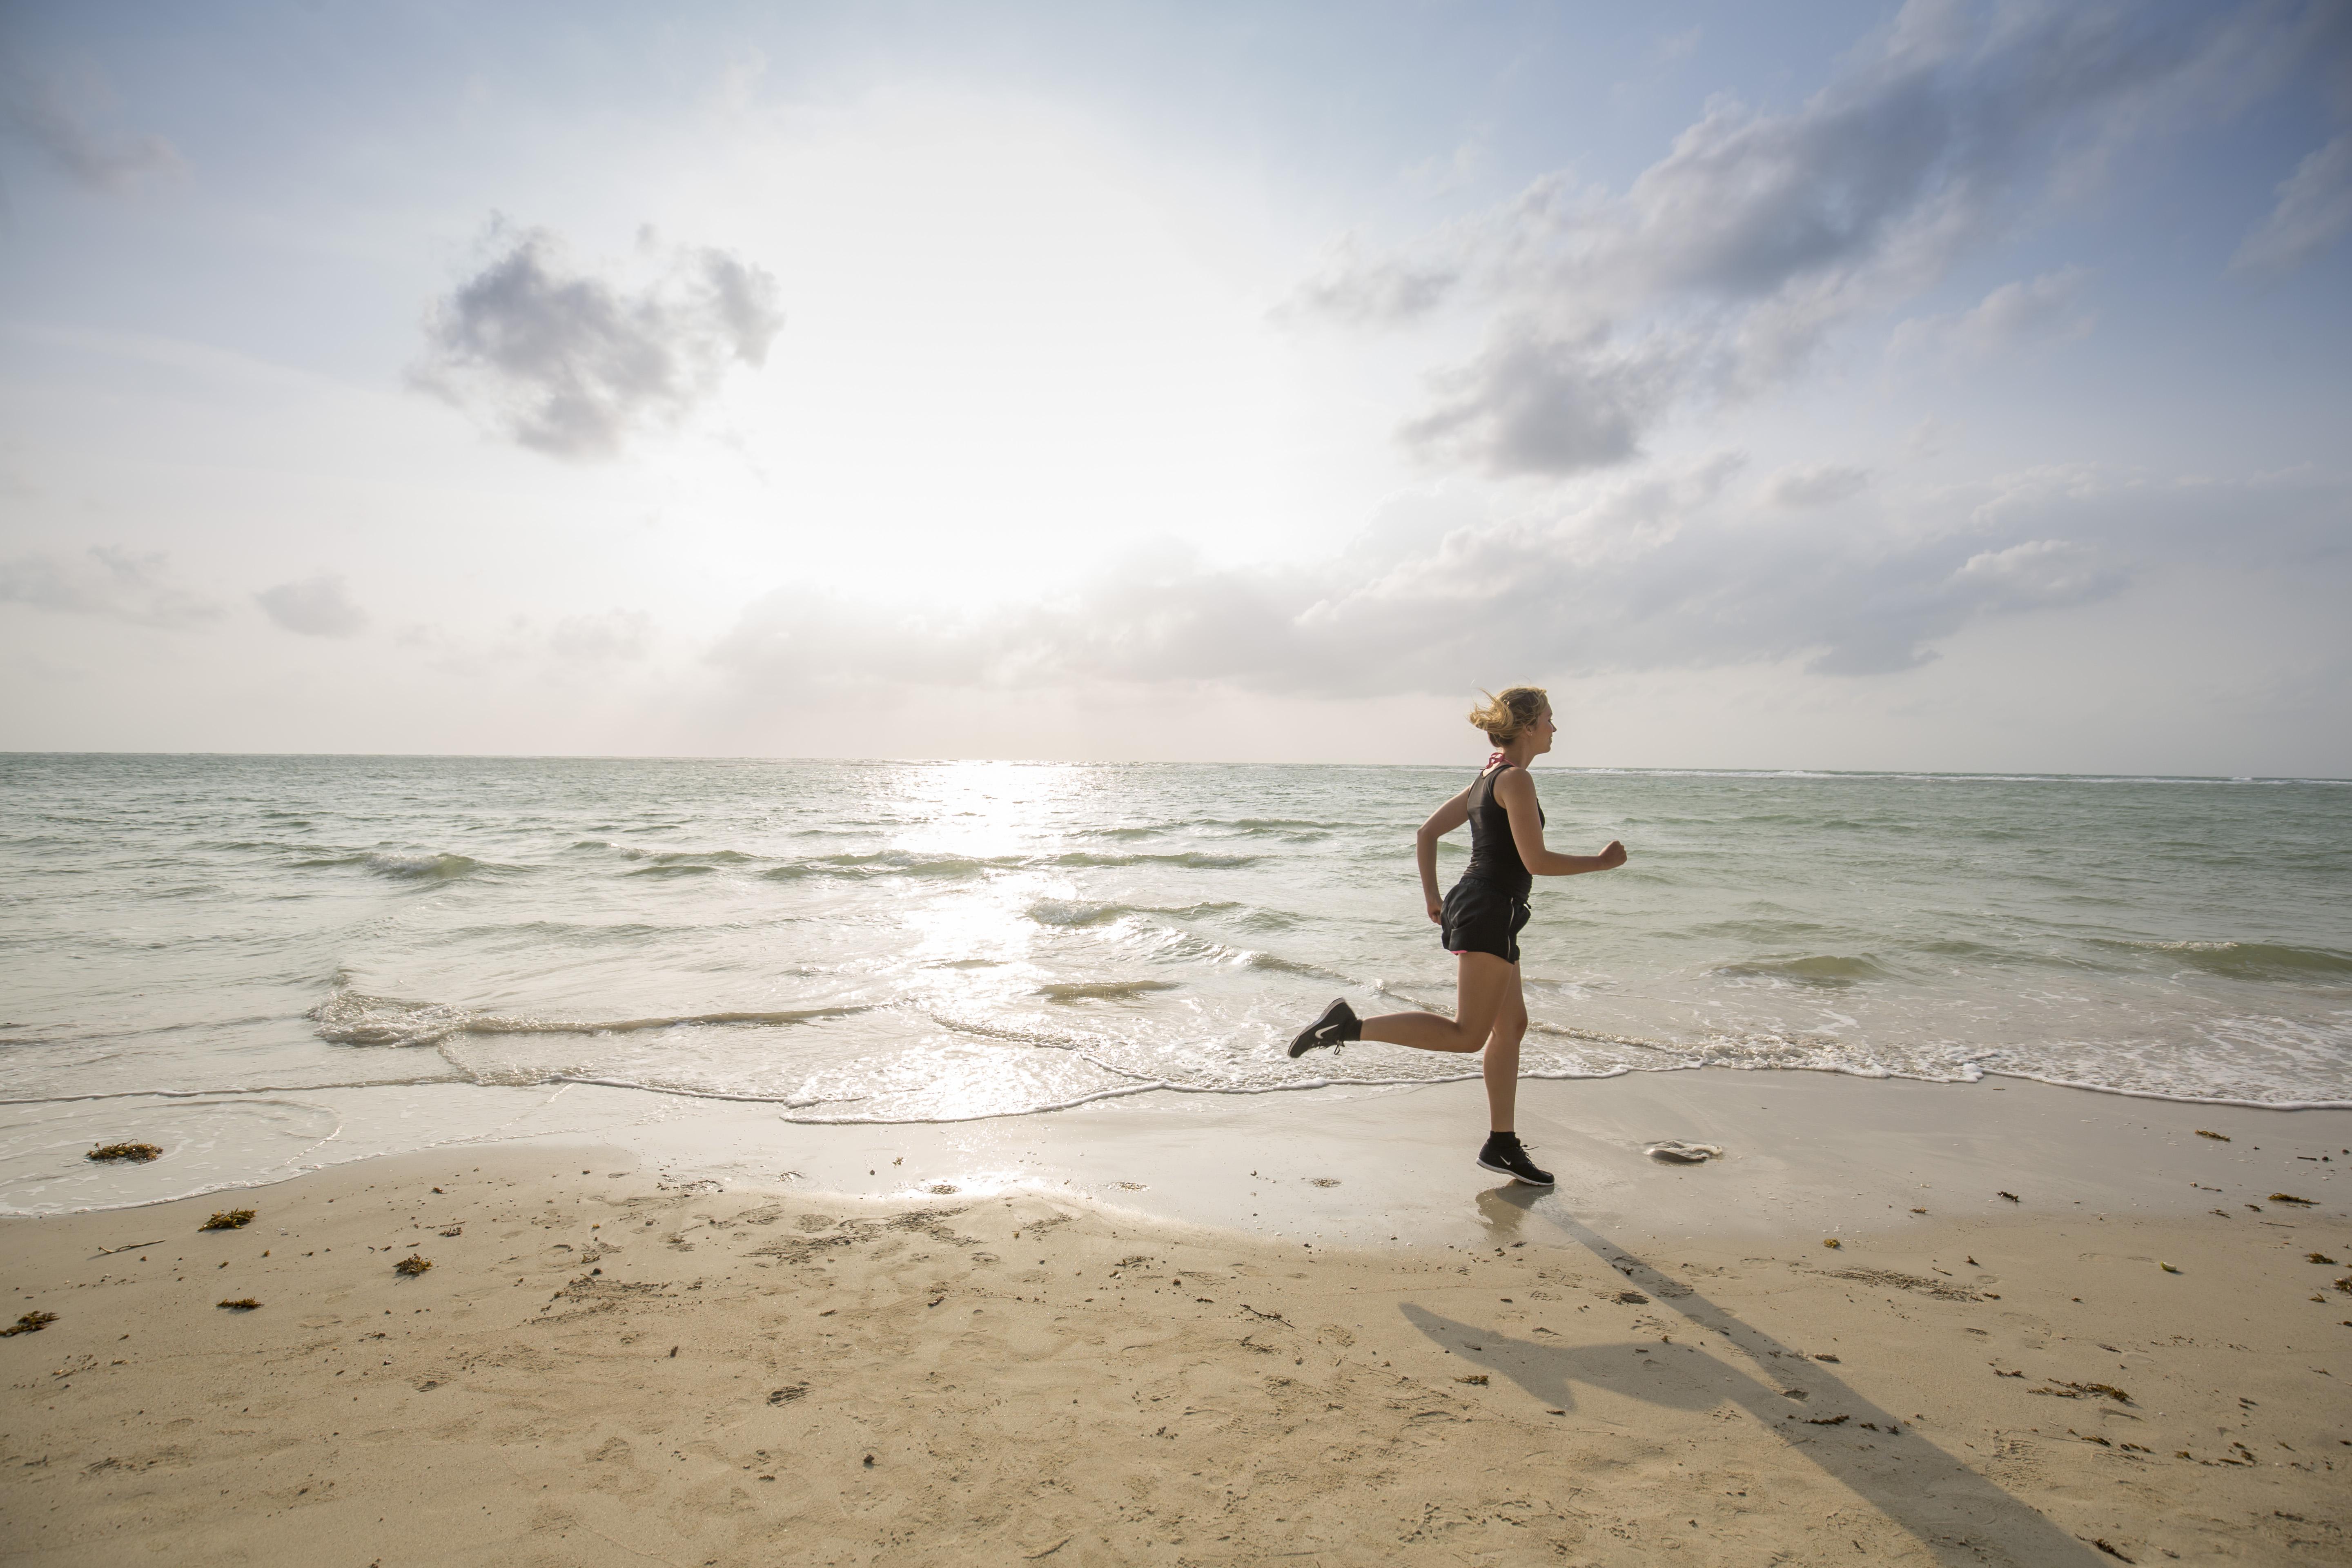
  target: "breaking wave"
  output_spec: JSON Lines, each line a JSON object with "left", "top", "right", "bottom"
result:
{"left": 293, "top": 850, "right": 496, "bottom": 881}
{"left": 2105, "top": 940, "right": 2352, "bottom": 982}
{"left": 1711, "top": 954, "right": 1896, "bottom": 987}
{"left": 308, "top": 989, "right": 873, "bottom": 1050}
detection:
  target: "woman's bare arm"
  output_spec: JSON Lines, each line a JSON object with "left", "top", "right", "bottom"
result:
{"left": 1415, "top": 786, "right": 1474, "bottom": 921}
{"left": 1494, "top": 767, "right": 1626, "bottom": 878}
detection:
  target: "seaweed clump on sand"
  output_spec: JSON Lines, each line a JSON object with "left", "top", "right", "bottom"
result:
{"left": 200, "top": 1208, "right": 256, "bottom": 1231}
{"left": 2034, "top": 1379, "right": 2132, "bottom": 1403}
{"left": 87, "top": 1143, "right": 162, "bottom": 1163}
{"left": 217, "top": 1298, "right": 261, "bottom": 1311}
{"left": 2269, "top": 1194, "right": 2316, "bottom": 1207}
{"left": 394, "top": 1254, "right": 432, "bottom": 1276}
{"left": 1, "top": 1311, "right": 60, "bottom": 1336}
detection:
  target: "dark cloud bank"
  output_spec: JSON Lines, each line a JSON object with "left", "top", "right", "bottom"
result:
{"left": 413, "top": 224, "right": 783, "bottom": 458}
{"left": 715, "top": 465, "right": 2347, "bottom": 696}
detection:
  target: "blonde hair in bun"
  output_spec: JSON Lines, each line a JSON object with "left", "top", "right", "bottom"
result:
{"left": 1466, "top": 686, "right": 1548, "bottom": 745}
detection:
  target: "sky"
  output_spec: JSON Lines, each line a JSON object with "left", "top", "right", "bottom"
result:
{"left": 2, "top": 0, "right": 2348, "bottom": 774}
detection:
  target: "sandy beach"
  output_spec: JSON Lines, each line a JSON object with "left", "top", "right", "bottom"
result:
{"left": 5, "top": 1074, "right": 2349, "bottom": 1567}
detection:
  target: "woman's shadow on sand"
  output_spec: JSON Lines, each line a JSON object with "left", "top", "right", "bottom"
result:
{"left": 1399, "top": 1301, "right": 1732, "bottom": 1419}
{"left": 1390, "top": 1183, "right": 2114, "bottom": 1568}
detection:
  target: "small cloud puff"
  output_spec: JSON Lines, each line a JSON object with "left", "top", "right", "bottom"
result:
{"left": 256, "top": 575, "right": 369, "bottom": 637}
{"left": 0, "top": 69, "right": 183, "bottom": 194}
{"left": 2232, "top": 131, "right": 2352, "bottom": 279}
{"left": 1400, "top": 319, "right": 1685, "bottom": 477}
{"left": 412, "top": 221, "right": 784, "bottom": 460}
{"left": 1947, "top": 268, "right": 2096, "bottom": 353}
{"left": 1893, "top": 267, "right": 2095, "bottom": 361}
{"left": 1951, "top": 538, "right": 2120, "bottom": 609}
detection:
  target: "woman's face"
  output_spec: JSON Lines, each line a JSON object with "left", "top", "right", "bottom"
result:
{"left": 1530, "top": 703, "right": 1557, "bottom": 755}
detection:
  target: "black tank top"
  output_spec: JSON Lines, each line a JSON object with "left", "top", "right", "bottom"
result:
{"left": 1462, "top": 762, "right": 1543, "bottom": 896}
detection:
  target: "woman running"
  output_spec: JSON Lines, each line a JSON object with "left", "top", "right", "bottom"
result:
{"left": 1284, "top": 687, "right": 1626, "bottom": 1186}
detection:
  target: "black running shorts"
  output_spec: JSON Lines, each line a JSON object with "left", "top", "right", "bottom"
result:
{"left": 1440, "top": 877, "right": 1531, "bottom": 964}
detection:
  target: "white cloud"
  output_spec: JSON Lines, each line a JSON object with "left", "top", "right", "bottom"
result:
{"left": 1960, "top": 266, "right": 2094, "bottom": 351}
{"left": 0, "top": 70, "right": 183, "bottom": 194}
{"left": 255, "top": 575, "right": 369, "bottom": 637}
{"left": 1951, "top": 537, "right": 2120, "bottom": 608}
{"left": 2231, "top": 131, "right": 2352, "bottom": 278}
{"left": 0, "top": 547, "right": 218, "bottom": 627}
{"left": 1294, "top": 2, "right": 2241, "bottom": 476}
{"left": 1282, "top": 232, "right": 1462, "bottom": 325}
{"left": 412, "top": 222, "right": 784, "bottom": 459}
{"left": 1890, "top": 265, "right": 2096, "bottom": 361}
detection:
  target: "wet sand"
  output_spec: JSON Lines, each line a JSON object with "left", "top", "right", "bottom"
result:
{"left": 3, "top": 1076, "right": 2349, "bottom": 1566}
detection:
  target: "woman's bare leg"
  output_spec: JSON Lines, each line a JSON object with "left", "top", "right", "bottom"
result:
{"left": 1358, "top": 953, "right": 1517, "bottom": 1054}
{"left": 1481, "top": 965, "right": 1528, "bottom": 1133}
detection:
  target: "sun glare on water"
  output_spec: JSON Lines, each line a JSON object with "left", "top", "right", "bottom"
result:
{"left": 885, "top": 760, "right": 1096, "bottom": 989}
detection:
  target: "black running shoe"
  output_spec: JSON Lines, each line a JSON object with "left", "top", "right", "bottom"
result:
{"left": 1477, "top": 1133, "right": 1554, "bottom": 1187}
{"left": 1287, "top": 997, "right": 1361, "bottom": 1058}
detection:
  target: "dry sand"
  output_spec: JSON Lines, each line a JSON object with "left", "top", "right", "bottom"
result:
{"left": 4, "top": 1076, "right": 2350, "bottom": 1567}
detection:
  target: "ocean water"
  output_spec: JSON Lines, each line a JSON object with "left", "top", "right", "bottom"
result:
{"left": 4, "top": 754, "right": 2349, "bottom": 1206}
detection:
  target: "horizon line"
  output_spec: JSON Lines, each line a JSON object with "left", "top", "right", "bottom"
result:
{"left": 2, "top": 750, "right": 2345, "bottom": 785}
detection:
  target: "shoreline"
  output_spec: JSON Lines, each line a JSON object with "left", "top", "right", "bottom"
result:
{"left": 5, "top": 1079, "right": 2349, "bottom": 1565}
{"left": 13, "top": 1071, "right": 2350, "bottom": 1246}
{"left": 7, "top": 750, "right": 2349, "bottom": 781}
